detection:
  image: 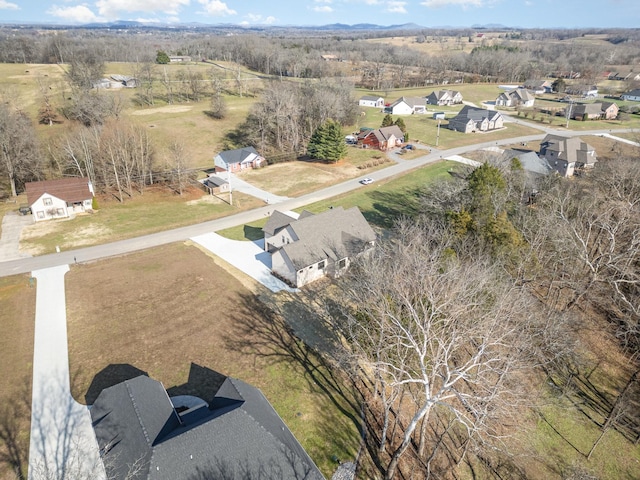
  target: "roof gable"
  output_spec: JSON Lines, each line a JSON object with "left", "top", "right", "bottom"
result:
{"left": 263, "top": 210, "right": 297, "bottom": 236}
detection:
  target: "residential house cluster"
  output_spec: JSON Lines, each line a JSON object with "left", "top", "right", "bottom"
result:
{"left": 263, "top": 206, "right": 376, "bottom": 288}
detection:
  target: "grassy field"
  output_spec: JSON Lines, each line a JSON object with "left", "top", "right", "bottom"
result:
{"left": 0, "top": 274, "right": 36, "bottom": 480}
{"left": 65, "top": 243, "right": 360, "bottom": 477}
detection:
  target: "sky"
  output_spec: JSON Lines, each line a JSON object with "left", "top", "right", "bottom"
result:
{"left": 0, "top": 0, "right": 638, "bottom": 29}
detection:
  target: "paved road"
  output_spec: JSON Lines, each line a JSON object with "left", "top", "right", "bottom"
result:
{"left": 0, "top": 127, "right": 635, "bottom": 278}
{"left": 28, "top": 266, "right": 106, "bottom": 480}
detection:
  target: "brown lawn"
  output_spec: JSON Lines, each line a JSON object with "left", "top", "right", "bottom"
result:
{"left": 65, "top": 242, "right": 360, "bottom": 476}
{"left": 0, "top": 274, "right": 36, "bottom": 480}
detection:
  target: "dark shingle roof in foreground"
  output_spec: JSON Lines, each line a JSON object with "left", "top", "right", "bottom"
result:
{"left": 91, "top": 375, "right": 324, "bottom": 480}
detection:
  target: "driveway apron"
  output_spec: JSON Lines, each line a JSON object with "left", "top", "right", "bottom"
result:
{"left": 191, "top": 233, "right": 298, "bottom": 293}
{"left": 28, "top": 265, "right": 105, "bottom": 480}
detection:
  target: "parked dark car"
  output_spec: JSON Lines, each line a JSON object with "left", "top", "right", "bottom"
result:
{"left": 18, "top": 204, "right": 31, "bottom": 215}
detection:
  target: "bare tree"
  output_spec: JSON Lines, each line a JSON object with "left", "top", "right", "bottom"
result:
{"left": 340, "top": 221, "right": 537, "bottom": 479}
{"left": 0, "top": 103, "right": 42, "bottom": 197}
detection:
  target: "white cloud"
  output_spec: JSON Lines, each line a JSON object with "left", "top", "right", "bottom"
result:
{"left": 313, "top": 5, "right": 333, "bottom": 12}
{"left": 95, "top": 0, "right": 190, "bottom": 19}
{"left": 387, "top": 1, "right": 407, "bottom": 12}
{"left": 421, "top": 0, "right": 484, "bottom": 7}
{"left": 135, "top": 17, "right": 161, "bottom": 22}
{"left": 314, "top": 0, "right": 333, "bottom": 3}
{"left": 47, "top": 4, "right": 102, "bottom": 23}
{"left": 197, "top": 0, "right": 236, "bottom": 16}
{"left": 245, "top": 13, "right": 277, "bottom": 24}
{"left": 0, "top": 0, "right": 19, "bottom": 10}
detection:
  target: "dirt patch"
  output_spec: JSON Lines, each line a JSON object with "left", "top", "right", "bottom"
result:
{"left": 131, "top": 105, "right": 193, "bottom": 116}
{"left": 19, "top": 220, "right": 61, "bottom": 255}
{"left": 62, "top": 224, "right": 113, "bottom": 247}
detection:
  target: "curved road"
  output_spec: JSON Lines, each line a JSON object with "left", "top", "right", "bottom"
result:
{"left": 0, "top": 125, "right": 636, "bottom": 278}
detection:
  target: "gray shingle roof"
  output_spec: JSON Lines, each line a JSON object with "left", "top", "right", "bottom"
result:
{"left": 540, "top": 134, "right": 596, "bottom": 164}
{"left": 91, "top": 375, "right": 323, "bottom": 480}
{"left": 501, "top": 150, "right": 553, "bottom": 176}
{"left": 277, "top": 206, "right": 376, "bottom": 270}
{"left": 216, "top": 146, "right": 260, "bottom": 165}
{"left": 452, "top": 105, "right": 502, "bottom": 122}
{"left": 263, "top": 210, "right": 297, "bottom": 236}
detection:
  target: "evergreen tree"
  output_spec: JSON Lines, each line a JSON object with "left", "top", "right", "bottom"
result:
{"left": 307, "top": 119, "right": 347, "bottom": 163}
{"left": 393, "top": 117, "right": 407, "bottom": 133}
{"left": 381, "top": 114, "right": 394, "bottom": 127}
{"left": 156, "top": 51, "right": 170, "bottom": 64}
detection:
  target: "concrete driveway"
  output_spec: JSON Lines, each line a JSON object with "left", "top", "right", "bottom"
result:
{"left": 28, "top": 265, "right": 105, "bottom": 480}
{"left": 191, "top": 233, "right": 298, "bottom": 293}
{"left": 228, "top": 172, "right": 290, "bottom": 204}
{"left": 0, "top": 211, "right": 32, "bottom": 262}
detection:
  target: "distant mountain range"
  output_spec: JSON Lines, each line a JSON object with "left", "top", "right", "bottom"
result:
{"left": 2, "top": 20, "right": 518, "bottom": 31}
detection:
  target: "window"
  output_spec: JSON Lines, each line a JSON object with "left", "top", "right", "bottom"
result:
{"left": 318, "top": 260, "right": 326, "bottom": 270}
{"left": 37, "top": 211, "right": 44, "bottom": 219}
{"left": 338, "top": 258, "right": 347, "bottom": 269}
{"left": 56, "top": 208, "right": 65, "bottom": 216}
{"left": 43, "top": 197, "right": 52, "bottom": 206}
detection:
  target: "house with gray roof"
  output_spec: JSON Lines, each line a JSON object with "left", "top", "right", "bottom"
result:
{"left": 90, "top": 374, "right": 323, "bottom": 480}
{"left": 214, "top": 146, "right": 265, "bottom": 173}
{"left": 263, "top": 206, "right": 376, "bottom": 287}
{"left": 539, "top": 134, "right": 597, "bottom": 177}
{"left": 357, "top": 125, "right": 404, "bottom": 150}
{"left": 386, "top": 96, "right": 426, "bottom": 115}
{"left": 358, "top": 95, "right": 384, "bottom": 108}
{"left": 447, "top": 106, "right": 504, "bottom": 133}
{"left": 621, "top": 89, "right": 640, "bottom": 102}
{"left": 495, "top": 88, "right": 535, "bottom": 108}
{"left": 426, "top": 89, "right": 463, "bottom": 106}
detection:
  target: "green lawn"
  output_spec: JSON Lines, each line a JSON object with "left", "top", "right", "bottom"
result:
{"left": 217, "top": 160, "right": 457, "bottom": 240}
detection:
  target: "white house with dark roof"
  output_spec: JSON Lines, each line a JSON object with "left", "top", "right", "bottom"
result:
{"left": 448, "top": 106, "right": 504, "bottom": 133}
{"left": 359, "top": 95, "right": 385, "bottom": 108}
{"left": 90, "top": 374, "right": 323, "bottom": 480}
{"left": 214, "top": 146, "right": 265, "bottom": 173}
{"left": 539, "top": 134, "right": 597, "bottom": 177}
{"left": 386, "top": 96, "right": 426, "bottom": 115}
{"left": 25, "top": 177, "right": 94, "bottom": 222}
{"left": 496, "top": 88, "right": 535, "bottom": 107}
{"left": 263, "top": 206, "right": 376, "bottom": 287}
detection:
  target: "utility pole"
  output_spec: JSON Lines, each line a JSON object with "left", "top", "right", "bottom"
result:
{"left": 566, "top": 98, "right": 573, "bottom": 128}
{"left": 436, "top": 119, "right": 441, "bottom": 147}
{"left": 226, "top": 162, "right": 233, "bottom": 206}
